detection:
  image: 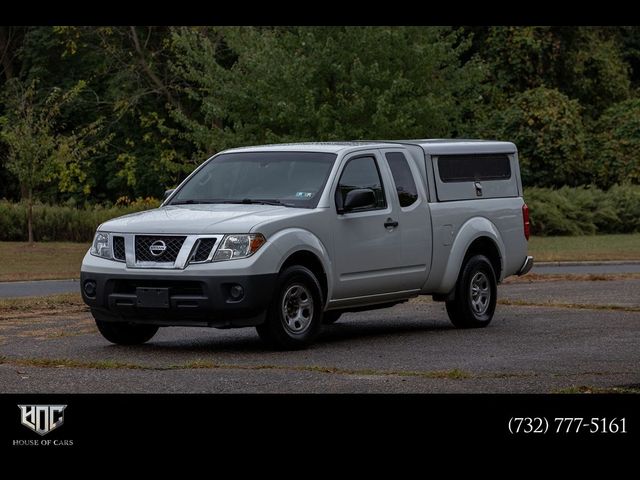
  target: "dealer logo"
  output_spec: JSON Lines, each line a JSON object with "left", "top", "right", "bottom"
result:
{"left": 18, "top": 405, "right": 67, "bottom": 436}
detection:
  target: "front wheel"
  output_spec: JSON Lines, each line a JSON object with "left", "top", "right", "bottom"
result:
{"left": 256, "top": 265, "right": 323, "bottom": 350}
{"left": 445, "top": 254, "right": 497, "bottom": 328}
{"left": 94, "top": 319, "right": 159, "bottom": 345}
{"left": 322, "top": 311, "right": 342, "bottom": 324}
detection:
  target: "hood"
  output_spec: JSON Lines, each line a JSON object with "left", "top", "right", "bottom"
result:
{"left": 99, "top": 204, "right": 303, "bottom": 234}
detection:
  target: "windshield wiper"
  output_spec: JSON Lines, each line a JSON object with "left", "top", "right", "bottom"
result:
{"left": 223, "top": 199, "right": 294, "bottom": 207}
{"left": 170, "top": 199, "right": 221, "bottom": 205}
{"left": 171, "top": 198, "right": 295, "bottom": 207}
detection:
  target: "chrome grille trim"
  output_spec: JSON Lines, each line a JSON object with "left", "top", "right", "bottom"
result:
{"left": 112, "top": 236, "right": 126, "bottom": 262}
{"left": 189, "top": 237, "right": 219, "bottom": 264}
{"left": 115, "top": 234, "right": 224, "bottom": 269}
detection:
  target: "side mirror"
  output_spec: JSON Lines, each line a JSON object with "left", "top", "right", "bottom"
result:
{"left": 163, "top": 189, "right": 175, "bottom": 201}
{"left": 342, "top": 188, "right": 376, "bottom": 212}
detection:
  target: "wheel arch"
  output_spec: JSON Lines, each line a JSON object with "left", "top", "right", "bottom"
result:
{"left": 436, "top": 217, "right": 506, "bottom": 295}
{"left": 279, "top": 250, "right": 328, "bottom": 307}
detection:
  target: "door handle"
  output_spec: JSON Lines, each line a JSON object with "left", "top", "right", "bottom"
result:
{"left": 384, "top": 219, "right": 399, "bottom": 228}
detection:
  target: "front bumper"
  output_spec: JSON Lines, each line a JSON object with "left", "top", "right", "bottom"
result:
{"left": 80, "top": 270, "right": 277, "bottom": 328}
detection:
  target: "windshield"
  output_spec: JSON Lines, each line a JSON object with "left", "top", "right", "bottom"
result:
{"left": 170, "top": 151, "right": 337, "bottom": 208}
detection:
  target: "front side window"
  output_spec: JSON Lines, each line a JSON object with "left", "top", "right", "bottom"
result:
{"left": 170, "top": 152, "right": 337, "bottom": 208}
{"left": 385, "top": 152, "right": 419, "bottom": 207}
{"left": 335, "top": 156, "right": 386, "bottom": 211}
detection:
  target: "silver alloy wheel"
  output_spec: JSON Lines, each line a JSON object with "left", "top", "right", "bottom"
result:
{"left": 470, "top": 271, "right": 491, "bottom": 315}
{"left": 281, "top": 284, "right": 314, "bottom": 334}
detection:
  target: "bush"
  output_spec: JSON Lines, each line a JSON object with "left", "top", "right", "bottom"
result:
{"left": 0, "top": 198, "right": 161, "bottom": 242}
{"left": 0, "top": 186, "right": 638, "bottom": 241}
{"left": 607, "top": 184, "right": 640, "bottom": 233}
{"left": 524, "top": 184, "right": 640, "bottom": 236}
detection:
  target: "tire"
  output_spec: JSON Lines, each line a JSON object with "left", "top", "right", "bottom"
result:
{"left": 256, "top": 265, "right": 323, "bottom": 350}
{"left": 94, "top": 315, "right": 159, "bottom": 345}
{"left": 445, "top": 254, "right": 497, "bottom": 329}
{"left": 322, "top": 311, "right": 342, "bottom": 325}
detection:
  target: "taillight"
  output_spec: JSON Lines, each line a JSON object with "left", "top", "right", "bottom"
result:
{"left": 522, "top": 203, "right": 530, "bottom": 241}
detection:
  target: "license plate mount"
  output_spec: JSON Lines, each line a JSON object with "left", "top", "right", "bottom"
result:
{"left": 136, "top": 287, "right": 170, "bottom": 309}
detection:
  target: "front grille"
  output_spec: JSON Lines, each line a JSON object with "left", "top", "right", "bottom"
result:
{"left": 135, "top": 235, "right": 186, "bottom": 263}
{"left": 113, "top": 236, "right": 125, "bottom": 261}
{"left": 191, "top": 238, "right": 217, "bottom": 262}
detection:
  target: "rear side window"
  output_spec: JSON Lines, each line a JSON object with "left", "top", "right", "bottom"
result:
{"left": 438, "top": 154, "right": 511, "bottom": 183}
{"left": 385, "top": 152, "right": 418, "bottom": 207}
{"left": 336, "top": 156, "right": 387, "bottom": 210}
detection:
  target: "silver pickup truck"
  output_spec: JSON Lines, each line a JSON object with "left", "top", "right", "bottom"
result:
{"left": 81, "top": 140, "right": 533, "bottom": 349}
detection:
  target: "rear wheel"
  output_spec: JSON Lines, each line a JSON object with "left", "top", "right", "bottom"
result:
{"left": 256, "top": 265, "right": 323, "bottom": 350}
{"left": 446, "top": 254, "right": 497, "bottom": 328}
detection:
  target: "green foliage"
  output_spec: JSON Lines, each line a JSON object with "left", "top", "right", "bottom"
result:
{"left": 1, "top": 185, "right": 636, "bottom": 241}
{"left": 525, "top": 185, "right": 640, "bottom": 236}
{"left": 0, "top": 78, "right": 110, "bottom": 196}
{"left": 565, "top": 29, "right": 631, "bottom": 117}
{"left": 479, "top": 27, "right": 630, "bottom": 116}
{"left": 590, "top": 98, "right": 640, "bottom": 187}
{"left": 1, "top": 26, "right": 640, "bottom": 208}
{"left": 0, "top": 79, "right": 81, "bottom": 196}
{"left": 484, "top": 87, "right": 589, "bottom": 187}
{"left": 607, "top": 184, "right": 640, "bottom": 232}
{"left": 0, "top": 78, "right": 109, "bottom": 240}
{"left": 0, "top": 198, "right": 161, "bottom": 242}
{"left": 169, "top": 26, "right": 486, "bottom": 157}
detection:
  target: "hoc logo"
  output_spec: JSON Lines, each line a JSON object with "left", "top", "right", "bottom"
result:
{"left": 18, "top": 405, "right": 67, "bottom": 436}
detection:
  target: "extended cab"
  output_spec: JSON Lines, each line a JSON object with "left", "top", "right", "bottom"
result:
{"left": 80, "top": 140, "right": 533, "bottom": 349}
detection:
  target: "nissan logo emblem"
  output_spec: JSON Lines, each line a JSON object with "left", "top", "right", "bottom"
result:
{"left": 149, "top": 240, "right": 167, "bottom": 256}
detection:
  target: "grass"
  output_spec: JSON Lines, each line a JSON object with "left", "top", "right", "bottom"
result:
{"left": 0, "top": 293, "right": 84, "bottom": 316}
{"left": 0, "top": 242, "right": 90, "bottom": 282}
{"left": 0, "top": 233, "right": 638, "bottom": 282}
{"left": 529, "top": 233, "right": 640, "bottom": 262}
{"left": 1, "top": 357, "right": 145, "bottom": 370}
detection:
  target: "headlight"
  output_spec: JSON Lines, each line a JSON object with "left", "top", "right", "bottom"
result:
{"left": 90, "top": 232, "right": 112, "bottom": 259}
{"left": 213, "top": 234, "right": 266, "bottom": 261}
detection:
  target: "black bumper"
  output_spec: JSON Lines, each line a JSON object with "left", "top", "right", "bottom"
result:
{"left": 80, "top": 271, "right": 278, "bottom": 328}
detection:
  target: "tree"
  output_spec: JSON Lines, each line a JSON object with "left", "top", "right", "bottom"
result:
{"left": 591, "top": 98, "right": 640, "bottom": 187}
{"left": 169, "top": 26, "right": 487, "bottom": 158}
{"left": 483, "top": 87, "right": 589, "bottom": 187}
{"left": 472, "top": 27, "right": 630, "bottom": 118}
{"left": 0, "top": 79, "right": 106, "bottom": 242}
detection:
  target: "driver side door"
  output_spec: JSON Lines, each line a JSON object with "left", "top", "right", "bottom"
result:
{"left": 330, "top": 152, "right": 405, "bottom": 299}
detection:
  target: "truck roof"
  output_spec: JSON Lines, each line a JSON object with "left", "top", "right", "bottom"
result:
{"left": 224, "top": 139, "right": 517, "bottom": 155}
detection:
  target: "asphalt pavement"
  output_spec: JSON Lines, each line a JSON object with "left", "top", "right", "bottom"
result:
{"left": 0, "top": 279, "right": 79, "bottom": 298}
{"left": 0, "top": 279, "right": 638, "bottom": 393}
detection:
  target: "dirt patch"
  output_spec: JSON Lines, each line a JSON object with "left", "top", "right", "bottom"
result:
{"left": 0, "top": 293, "right": 85, "bottom": 317}
{"left": 504, "top": 273, "right": 640, "bottom": 283}
{"left": 498, "top": 298, "right": 640, "bottom": 312}
{"left": 555, "top": 385, "right": 640, "bottom": 394}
